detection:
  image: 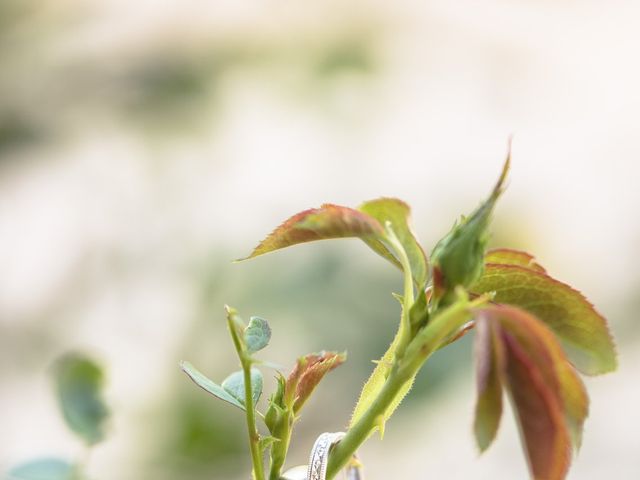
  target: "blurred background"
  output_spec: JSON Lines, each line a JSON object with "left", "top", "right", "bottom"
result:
{"left": 1, "top": 0, "right": 639, "bottom": 478}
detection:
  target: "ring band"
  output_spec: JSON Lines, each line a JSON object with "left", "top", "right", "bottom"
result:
{"left": 280, "top": 432, "right": 364, "bottom": 480}
{"left": 306, "top": 432, "right": 363, "bottom": 480}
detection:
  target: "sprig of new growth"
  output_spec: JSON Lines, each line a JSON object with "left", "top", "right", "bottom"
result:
{"left": 236, "top": 146, "right": 617, "bottom": 480}
{"left": 182, "top": 307, "right": 345, "bottom": 479}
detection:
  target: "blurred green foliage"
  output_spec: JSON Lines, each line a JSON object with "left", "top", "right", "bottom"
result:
{"left": 53, "top": 354, "right": 109, "bottom": 445}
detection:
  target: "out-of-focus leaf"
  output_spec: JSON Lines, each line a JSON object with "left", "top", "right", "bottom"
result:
{"left": 472, "top": 264, "right": 617, "bottom": 375}
{"left": 476, "top": 305, "right": 586, "bottom": 479}
{"left": 503, "top": 333, "right": 569, "bottom": 480}
{"left": 222, "top": 369, "right": 263, "bottom": 407}
{"left": 284, "top": 351, "right": 346, "bottom": 413}
{"left": 431, "top": 153, "right": 510, "bottom": 294}
{"left": 473, "top": 316, "right": 505, "bottom": 452}
{"left": 358, "top": 197, "right": 428, "bottom": 286}
{"left": 240, "top": 204, "right": 384, "bottom": 260}
{"left": 53, "top": 353, "right": 109, "bottom": 445}
{"left": 487, "top": 305, "right": 589, "bottom": 450}
{"left": 8, "top": 458, "right": 76, "bottom": 480}
{"left": 180, "top": 361, "right": 244, "bottom": 410}
{"left": 484, "top": 248, "right": 546, "bottom": 273}
{"left": 244, "top": 316, "right": 271, "bottom": 353}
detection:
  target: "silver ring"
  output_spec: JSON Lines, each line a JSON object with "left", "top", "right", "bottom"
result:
{"left": 306, "top": 432, "right": 363, "bottom": 480}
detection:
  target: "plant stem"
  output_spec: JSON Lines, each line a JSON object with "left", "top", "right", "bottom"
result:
{"left": 384, "top": 223, "right": 415, "bottom": 358}
{"left": 226, "top": 307, "right": 265, "bottom": 480}
{"left": 326, "top": 362, "right": 411, "bottom": 479}
{"left": 242, "top": 357, "right": 265, "bottom": 480}
{"left": 326, "top": 293, "right": 488, "bottom": 479}
{"left": 268, "top": 415, "right": 292, "bottom": 480}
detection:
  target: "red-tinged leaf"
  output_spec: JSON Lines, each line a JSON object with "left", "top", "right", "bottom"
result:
{"left": 240, "top": 204, "right": 385, "bottom": 260}
{"left": 487, "top": 305, "right": 589, "bottom": 449}
{"left": 358, "top": 198, "right": 428, "bottom": 287}
{"left": 485, "top": 248, "right": 546, "bottom": 273}
{"left": 284, "top": 351, "right": 346, "bottom": 414}
{"left": 502, "top": 331, "right": 570, "bottom": 480}
{"left": 471, "top": 264, "right": 617, "bottom": 375}
{"left": 473, "top": 316, "right": 506, "bottom": 451}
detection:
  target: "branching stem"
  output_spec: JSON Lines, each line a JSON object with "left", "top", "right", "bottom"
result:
{"left": 326, "top": 291, "right": 489, "bottom": 479}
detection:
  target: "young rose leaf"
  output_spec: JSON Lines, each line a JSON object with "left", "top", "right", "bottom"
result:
{"left": 53, "top": 353, "right": 109, "bottom": 446}
{"left": 244, "top": 316, "right": 271, "bottom": 353}
{"left": 358, "top": 198, "right": 428, "bottom": 287}
{"left": 9, "top": 458, "right": 77, "bottom": 480}
{"left": 485, "top": 305, "right": 589, "bottom": 450}
{"left": 180, "top": 361, "right": 245, "bottom": 410}
{"left": 477, "top": 305, "right": 588, "bottom": 478}
{"left": 472, "top": 264, "right": 617, "bottom": 375}
{"left": 284, "top": 351, "right": 346, "bottom": 414}
{"left": 484, "top": 248, "right": 546, "bottom": 273}
{"left": 431, "top": 152, "right": 510, "bottom": 294}
{"left": 222, "top": 369, "right": 264, "bottom": 407}
{"left": 503, "top": 333, "right": 570, "bottom": 480}
{"left": 240, "top": 204, "right": 384, "bottom": 260}
{"left": 473, "top": 316, "right": 505, "bottom": 452}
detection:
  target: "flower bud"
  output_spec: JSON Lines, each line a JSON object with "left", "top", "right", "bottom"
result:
{"left": 431, "top": 154, "right": 510, "bottom": 297}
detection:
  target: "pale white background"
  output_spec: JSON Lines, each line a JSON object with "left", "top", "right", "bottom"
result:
{"left": 1, "top": 1, "right": 639, "bottom": 478}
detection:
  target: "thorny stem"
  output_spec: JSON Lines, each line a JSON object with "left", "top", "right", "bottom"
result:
{"left": 325, "top": 292, "right": 489, "bottom": 479}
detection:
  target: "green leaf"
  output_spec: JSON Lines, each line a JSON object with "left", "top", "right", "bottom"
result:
{"left": 180, "top": 361, "right": 244, "bottom": 410}
{"left": 484, "top": 248, "right": 546, "bottom": 273}
{"left": 358, "top": 198, "right": 428, "bottom": 287}
{"left": 244, "top": 316, "right": 272, "bottom": 353}
{"left": 53, "top": 353, "right": 109, "bottom": 445}
{"left": 222, "top": 369, "right": 264, "bottom": 407}
{"left": 284, "top": 351, "right": 346, "bottom": 413}
{"left": 239, "top": 204, "right": 384, "bottom": 260}
{"left": 430, "top": 153, "right": 510, "bottom": 294}
{"left": 472, "top": 264, "right": 617, "bottom": 375}
{"left": 473, "top": 316, "right": 505, "bottom": 452}
{"left": 9, "top": 458, "right": 76, "bottom": 480}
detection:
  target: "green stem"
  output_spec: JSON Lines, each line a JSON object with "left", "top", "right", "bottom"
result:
{"left": 384, "top": 223, "right": 414, "bottom": 359}
{"left": 242, "top": 357, "right": 265, "bottom": 480}
{"left": 326, "top": 363, "right": 411, "bottom": 479}
{"left": 226, "top": 307, "right": 265, "bottom": 480}
{"left": 326, "top": 292, "right": 488, "bottom": 479}
{"left": 268, "top": 415, "right": 292, "bottom": 480}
